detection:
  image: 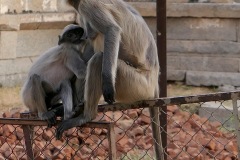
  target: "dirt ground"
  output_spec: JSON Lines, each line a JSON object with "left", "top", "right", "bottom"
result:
{"left": 0, "top": 83, "right": 216, "bottom": 113}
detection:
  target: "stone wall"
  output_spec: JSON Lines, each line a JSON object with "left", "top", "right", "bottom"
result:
{"left": 0, "top": 1, "right": 240, "bottom": 87}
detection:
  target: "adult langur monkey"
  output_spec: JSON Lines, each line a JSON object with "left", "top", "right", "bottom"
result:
{"left": 21, "top": 24, "right": 94, "bottom": 126}
{"left": 56, "top": 0, "right": 163, "bottom": 158}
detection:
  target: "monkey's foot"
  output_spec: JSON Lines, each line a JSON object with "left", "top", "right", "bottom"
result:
{"left": 56, "top": 114, "right": 90, "bottom": 140}
{"left": 42, "top": 110, "right": 57, "bottom": 128}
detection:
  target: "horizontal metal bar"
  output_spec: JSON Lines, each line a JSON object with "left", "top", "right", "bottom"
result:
{"left": 1, "top": 91, "right": 239, "bottom": 126}
{"left": 98, "top": 91, "right": 240, "bottom": 112}
{"left": 0, "top": 118, "right": 112, "bottom": 128}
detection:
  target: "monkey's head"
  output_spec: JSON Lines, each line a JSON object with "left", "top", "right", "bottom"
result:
{"left": 58, "top": 24, "right": 84, "bottom": 45}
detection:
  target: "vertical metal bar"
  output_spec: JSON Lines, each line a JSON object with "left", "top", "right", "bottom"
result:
{"left": 20, "top": 113, "right": 34, "bottom": 160}
{"left": 232, "top": 96, "right": 240, "bottom": 159}
{"left": 157, "top": 0, "right": 167, "bottom": 159}
{"left": 22, "top": 125, "right": 34, "bottom": 160}
{"left": 107, "top": 123, "right": 117, "bottom": 160}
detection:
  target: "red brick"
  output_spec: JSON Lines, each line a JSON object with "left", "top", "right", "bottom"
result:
{"left": 113, "top": 111, "right": 124, "bottom": 121}
{"left": 0, "top": 143, "right": 9, "bottom": 152}
{"left": 136, "top": 140, "right": 147, "bottom": 149}
{"left": 42, "top": 129, "right": 53, "bottom": 141}
{"left": 127, "top": 109, "right": 138, "bottom": 119}
{"left": 139, "top": 114, "right": 151, "bottom": 124}
{"left": 52, "top": 140, "right": 63, "bottom": 150}
{"left": 2, "top": 111, "right": 11, "bottom": 118}
{"left": 62, "top": 147, "right": 72, "bottom": 157}
{"left": 117, "top": 135, "right": 129, "bottom": 146}
{"left": 187, "top": 147, "right": 199, "bottom": 157}
{"left": 81, "top": 146, "right": 92, "bottom": 154}
{"left": 0, "top": 154, "right": 4, "bottom": 160}
{"left": 225, "top": 141, "right": 238, "bottom": 155}
{"left": 101, "top": 139, "right": 109, "bottom": 149}
{"left": 132, "top": 126, "right": 144, "bottom": 137}
{"left": 167, "top": 105, "right": 179, "bottom": 113}
{"left": 145, "top": 135, "right": 153, "bottom": 145}
{"left": 0, "top": 127, "right": 3, "bottom": 136}
{"left": 65, "top": 128, "right": 77, "bottom": 137}
{"left": 168, "top": 148, "right": 181, "bottom": 158}
{"left": 6, "top": 134, "right": 17, "bottom": 144}
{"left": 210, "top": 121, "right": 221, "bottom": 128}
{"left": 2, "top": 125, "right": 15, "bottom": 137}
{"left": 85, "top": 137, "right": 94, "bottom": 145}
{"left": 12, "top": 112, "right": 20, "bottom": 118}
{"left": 95, "top": 148, "right": 106, "bottom": 157}
{"left": 0, "top": 136, "right": 5, "bottom": 145}
{"left": 43, "top": 149, "right": 52, "bottom": 158}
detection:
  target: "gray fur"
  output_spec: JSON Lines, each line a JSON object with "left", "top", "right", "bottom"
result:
{"left": 21, "top": 24, "right": 92, "bottom": 121}
{"left": 57, "top": 2, "right": 162, "bottom": 158}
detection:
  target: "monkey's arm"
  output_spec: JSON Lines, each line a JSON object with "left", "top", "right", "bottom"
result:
{"left": 66, "top": 51, "right": 86, "bottom": 79}
{"left": 83, "top": 1, "right": 121, "bottom": 104}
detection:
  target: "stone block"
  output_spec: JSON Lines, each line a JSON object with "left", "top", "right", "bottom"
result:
{"left": 167, "top": 55, "right": 181, "bottom": 70}
{"left": 0, "top": 31, "right": 17, "bottom": 59}
{"left": 0, "top": 73, "right": 27, "bottom": 87}
{"left": 0, "top": 13, "right": 75, "bottom": 31}
{"left": 0, "top": 58, "right": 32, "bottom": 76}
{"left": 129, "top": 2, "right": 156, "bottom": 17}
{"left": 167, "top": 18, "right": 237, "bottom": 41}
{"left": 16, "top": 29, "right": 61, "bottom": 57}
{"left": 186, "top": 71, "right": 240, "bottom": 86}
{"left": 0, "top": 0, "right": 22, "bottom": 14}
{"left": 167, "top": 40, "right": 240, "bottom": 55}
{"left": 180, "top": 56, "right": 239, "bottom": 72}
{"left": 167, "top": 70, "right": 186, "bottom": 81}
{"left": 0, "top": 0, "right": 71, "bottom": 14}
{"left": 167, "top": 0, "right": 189, "bottom": 3}
{"left": 237, "top": 20, "right": 240, "bottom": 43}
{"left": 168, "top": 3, "right": 240, "bottom": 18}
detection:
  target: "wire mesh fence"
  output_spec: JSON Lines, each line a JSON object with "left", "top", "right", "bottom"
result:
{"left": 0, "top": 91, "right": 240, "bottom": 160}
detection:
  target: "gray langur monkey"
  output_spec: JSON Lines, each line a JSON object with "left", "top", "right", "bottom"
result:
{"left": 56, "top": 1, "right": 163, "bottom": 158}
{"left": 21, "top": 24, "right": 93, "bottom": 125}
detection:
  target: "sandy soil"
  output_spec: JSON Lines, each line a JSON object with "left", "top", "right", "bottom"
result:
{"left": 0, "top": 83, "right": 216, "bottom": 113}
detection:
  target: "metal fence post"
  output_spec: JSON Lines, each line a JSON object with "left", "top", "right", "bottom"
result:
{"left": 20, "top": 113, "right": 34, "bottom": 160}
{"left": 232, "top": 94, "right": 240, "bottom": 159}
{"left": 22, "top": 125, "right": 34, "bottom": 160}
{"left": 157, "top": 0, "right": 167, "bottom": 159}
{"left": 108, "top": 123, "right": 117, "bottom": 160}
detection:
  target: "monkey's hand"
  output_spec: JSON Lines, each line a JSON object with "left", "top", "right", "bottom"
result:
{"left": 56, "top": 114, "right": 91, "bottom": 140}
{"left": 42, "top": 110, "right": 57, "bottom": 128}
{"left": 102, "top": 80, "right": 115, "bottom": 104}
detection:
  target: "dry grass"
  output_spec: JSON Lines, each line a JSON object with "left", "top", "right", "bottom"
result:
{"left": 167, "top": 82, "right": 217, "bottom": 97}
{"left": 0, "top": 86, "right": 25, "bottom": 113}
{"left": 0, "top": 83, "right": 217, "bottom": 113}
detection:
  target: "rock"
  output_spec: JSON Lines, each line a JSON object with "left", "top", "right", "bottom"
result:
{"left": 218, "top": 85, "right": 236, "bottom": 92}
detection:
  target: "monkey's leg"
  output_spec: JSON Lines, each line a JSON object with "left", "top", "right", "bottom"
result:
{"left": 72, "top": 77, "right": 85, "bottom": 107}
{"left": 56, "top": 53, "right": 103, "bottom": 139}
{"left": 115, "top": 60, "right": 163, "bottom": 159}
{"left": 59, "top": 80, "right": 74, "bottom": 120}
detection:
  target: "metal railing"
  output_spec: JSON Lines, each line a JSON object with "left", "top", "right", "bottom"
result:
{"left": 0, "top": 91, "right": 240, "bottom": 159}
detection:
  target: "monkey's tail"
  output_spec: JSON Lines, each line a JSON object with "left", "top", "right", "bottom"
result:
{"left": 29, "top": 74, "right": 47, "bottom": 118}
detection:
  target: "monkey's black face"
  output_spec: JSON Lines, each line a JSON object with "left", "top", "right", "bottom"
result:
{"left": 58, "top": 27, "right": 84, "bottom": 45}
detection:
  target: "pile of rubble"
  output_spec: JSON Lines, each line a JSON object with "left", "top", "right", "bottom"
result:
{"left": 0, "top": 106, "right": 238, "bottom": 159}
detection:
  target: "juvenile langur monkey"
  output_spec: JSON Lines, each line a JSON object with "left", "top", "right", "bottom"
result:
{"left": 21, "top": 24, "right": 91, "bottom": 125}
{"left": 56, "top": 0, "right": 162, "bottom": 158}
